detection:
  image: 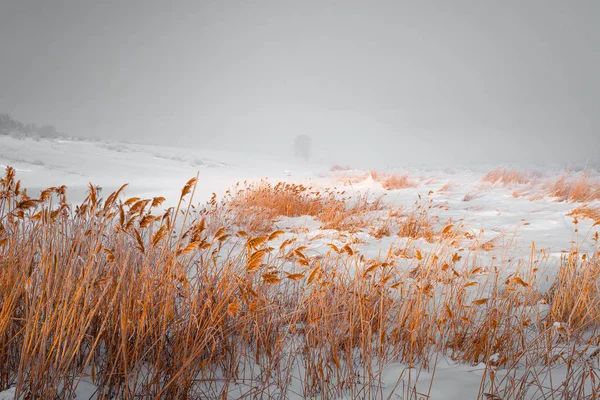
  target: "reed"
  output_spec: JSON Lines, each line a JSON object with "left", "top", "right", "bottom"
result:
{"left": 1, "top": 167, "right": 598, "bottom": 399}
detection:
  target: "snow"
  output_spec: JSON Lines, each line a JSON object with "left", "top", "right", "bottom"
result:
{"left": 0, "top": 380, "right": 98, "bottom": 400}
{"left": 1, "top": 135, "right": 599, "bottom": 399}
{"left": 0, "top": 388, "right": 15, "bottom": 400}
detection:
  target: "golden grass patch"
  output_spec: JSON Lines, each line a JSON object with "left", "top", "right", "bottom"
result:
{"left": 369, "top": 170, "right": 418, "bottom": 190}
{"left": 208, "top": 180, "right": 384, "bottom": 234}
{"left": 482, "top": 168, "right": 534, "bottom": 186}
{"left": 546, "top": 173, "right": 600, "bottom": 203}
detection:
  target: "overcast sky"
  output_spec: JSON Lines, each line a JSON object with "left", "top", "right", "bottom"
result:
{"left": 0, "top": 1, "right": 598, "bottom": 167}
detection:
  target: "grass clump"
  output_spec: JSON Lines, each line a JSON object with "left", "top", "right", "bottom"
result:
{"left": 482, "top": 168, "right": 534, "bottom": 186}
{"left": 206, "top": 180, "right": 384, "bottom": 234}
{"left": 546, "top": 173, "right": 600, "bottom": 203}
{"left": 332, "top": 169, "right": 417, "bottom": 190}
{"left": 369, "top": 171, "right": 418, "bottom": 190}
{"left": 547, "top": 241, "right": 600, "bottom": 329}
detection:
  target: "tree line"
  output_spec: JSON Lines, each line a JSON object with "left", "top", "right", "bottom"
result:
{"left": 0, "top": 113, "right": 61, "bottom": 139}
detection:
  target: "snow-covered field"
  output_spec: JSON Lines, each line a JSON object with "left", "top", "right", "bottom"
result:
{"left": 2, "top": 135, "right": 596, "bottom": 258}
{"left": 1, "top": 135, "right": 599, "bottom": 399}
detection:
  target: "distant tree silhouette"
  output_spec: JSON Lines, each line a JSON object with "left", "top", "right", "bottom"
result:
{"left": 0, "top": 113, "right": 61, "bottom": 138}
{"left": 0, "top": 113, "right": 20, "bottom": 135}
{"left": 293, "top": 135, "right": 312, "bottom": 161}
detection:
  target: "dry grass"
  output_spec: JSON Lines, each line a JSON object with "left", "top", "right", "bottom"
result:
{"left": 381, "top": 174, "right": 417, "bottom": 190}
{"left": 438, "top": 181, "right": 455, "bottom": 192}
{"left": 332, "top": 170, "right": 371, "bottom": 185}
{"left": 369, "top": 171, "right": 418, "bottom": 190}
{"left": 568, "top": 205, "right": 600, "bottom": 224}
{"left": 1, "top": 166, "right": 599, "bottom": 399}
{"left": 480, "top": 170, "right": 600, "bottom": 203}
{"left": 203, "top": 180, "right": 384, "bottom": 234}
{"left": 365, "top": 195, "right": 462, "bottom": 242}
{"left": 333, "top": 170, "right": 417, "bottom": 190}
{"left": 482, "top": 168, "right": 533, "bottom": 186}
{"left": 547, "top": 246, "right": 600, "bottom": 329}
{"left": 546, "top": 173, "right": 600, "bottom": 203}
{"left": 471, "top": 237, "right": 497, "bottom": 252}
{"left": 369, "top": 215, "right": 395, "bottom": 239}
{"left": 397, "top": 197, "right": 437, "bottom": 241}
{"left": 462, "top": 192, "right": 479, "bottom": 202}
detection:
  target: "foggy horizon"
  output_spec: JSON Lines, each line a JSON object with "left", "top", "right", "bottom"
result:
{"left": 1, "top": 1, "right": 598, "bottom": 167}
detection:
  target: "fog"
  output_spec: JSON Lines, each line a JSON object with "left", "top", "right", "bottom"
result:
{"left": 1, "top": 1, "right": 598, "bottom": 168}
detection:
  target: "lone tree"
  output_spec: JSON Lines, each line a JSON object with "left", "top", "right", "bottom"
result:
{"left": 293, "top": 135, "right": 312, "bottom": 161}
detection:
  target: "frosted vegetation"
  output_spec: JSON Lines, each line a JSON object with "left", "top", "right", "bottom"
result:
{"left": 1, "top": 135, "right": 599, "bottom": 399}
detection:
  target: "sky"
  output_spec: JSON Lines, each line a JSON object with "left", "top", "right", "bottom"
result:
{"left": 0, "top": 1, "right": 598, "bottom": 167}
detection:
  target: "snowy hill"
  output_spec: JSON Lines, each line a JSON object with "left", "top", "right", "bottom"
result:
{"left": 0, "top": 135, "right": 323, "bottom": 205}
